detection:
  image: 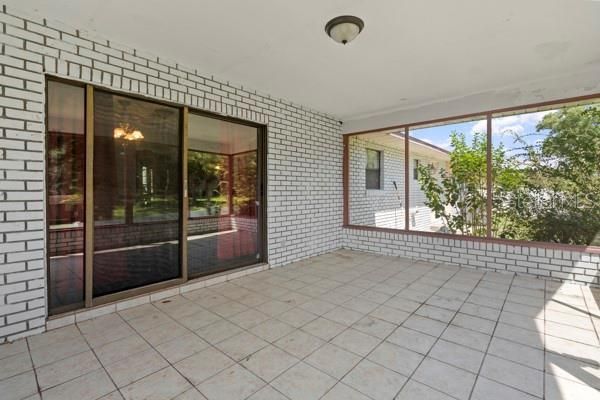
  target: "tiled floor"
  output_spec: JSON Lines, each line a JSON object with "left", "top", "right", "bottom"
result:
{"left": 1, "top": 249, "right": 600, "bottom": 400}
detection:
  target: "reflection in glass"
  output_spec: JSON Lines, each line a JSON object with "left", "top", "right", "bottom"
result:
{"left": 348, "top": 133, "right": 406, "bottom": 229}
{"left": 409, "top": 118, "right": 487, "bottom": 234}
{"left": 187, "top": 114, "right": 260, "bottom": 277}
{"left": 47, "top": 81, "right": 86, "bottom": 314}
{"left": 93, "top": 91, "right": 181, "bottom": 297}
{"left": 492, "top": 103, "right": 600, "bottom": 245}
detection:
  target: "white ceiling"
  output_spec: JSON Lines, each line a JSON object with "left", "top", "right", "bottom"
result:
{"left": 8, "top": 0, "right": 600, "bottom": 121}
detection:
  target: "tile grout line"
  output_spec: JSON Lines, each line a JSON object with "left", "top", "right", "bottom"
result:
{"left": 389, "top": 265, "right": 488, "bottom": 400}
{"left": 318, "top": 261, "right": 467, "bottom": 400}
{"left": 465, "top": 273, "right": 518, "bottom": 400}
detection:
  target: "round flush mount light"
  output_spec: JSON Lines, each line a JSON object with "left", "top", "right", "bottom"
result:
{"left": 325, "top": 15, "right": 364, "bottom": 45}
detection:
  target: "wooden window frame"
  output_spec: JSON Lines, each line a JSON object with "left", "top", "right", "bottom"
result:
{"left": 45, "top": 76, "right": 269, "bottom": 315}
{"left": 343, "top": 92, "right": 600, "bottom": 253}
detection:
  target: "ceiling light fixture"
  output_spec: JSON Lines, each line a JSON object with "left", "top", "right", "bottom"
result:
{"left": 325, "top": 15, "right": 364, "bottom": 45}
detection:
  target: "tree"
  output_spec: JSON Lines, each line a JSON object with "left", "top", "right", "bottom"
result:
{"left": 415, "top": 104, "right": 600, "bottom": 245}
{"left": 519, "top": 105, "right": 600, "bottom": 245}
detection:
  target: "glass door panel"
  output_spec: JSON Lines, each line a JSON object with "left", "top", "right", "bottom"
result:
{"left": 46, "top": 81, "right": 86, "bottom": 314}
{"left": 93, "top": 91, "right": 181, "bottom": 297}
{"left": 187, "top": 114, "right": 261, "bottom": 277}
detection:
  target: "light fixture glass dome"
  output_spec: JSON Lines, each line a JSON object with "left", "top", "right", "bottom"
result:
{"left": 325, "top": 15, "right": 364, "bottom": 45}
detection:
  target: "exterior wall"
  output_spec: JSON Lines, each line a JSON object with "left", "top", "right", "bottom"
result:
{"left": 0, "top": 7, "right": 342, "bottom": 342}
{"left": 348, "top": 135, "right": 440, "bottom": 231}
{"left": 342, "top": 227, "right": 600, "bottom": 287}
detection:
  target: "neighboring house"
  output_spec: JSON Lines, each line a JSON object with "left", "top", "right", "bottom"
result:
{"left": 349, "top": 131, "right": 450, "bottom": 232}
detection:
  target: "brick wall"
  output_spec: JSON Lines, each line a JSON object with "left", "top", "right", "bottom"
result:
{"left": 0, "top": 7, "right": 343, "bottom": 342}
{"left": 349, "top": 135, "right": 439, "bottom": 231}
{"left": 342, "top": 228, "right": 600, "bottom": 286}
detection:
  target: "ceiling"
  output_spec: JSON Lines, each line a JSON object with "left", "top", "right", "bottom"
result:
{"left": 8, "top": 0, "right": 600, "bottom": 121}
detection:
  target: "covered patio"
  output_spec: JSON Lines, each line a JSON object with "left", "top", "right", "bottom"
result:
{"left": 2, "top": 250, "right": 599, "bottom": 400}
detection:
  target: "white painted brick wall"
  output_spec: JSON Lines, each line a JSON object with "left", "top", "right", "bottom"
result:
{"left": 0, "top": 6, "right": 343, "bottom": 342}
{"left": 342, "top": 228, "right": 600, "bottom": 287}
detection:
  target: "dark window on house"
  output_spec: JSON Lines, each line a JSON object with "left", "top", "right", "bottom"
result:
{"left": 366, "top": 149, "right": 381, "bottom": 189}
{"left": 413, "top": 159, "right": 420, "bottom": 180}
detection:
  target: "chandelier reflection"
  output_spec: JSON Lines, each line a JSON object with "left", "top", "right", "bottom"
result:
{"left": 113, "top": 124, "right": 144, "bottom": 141}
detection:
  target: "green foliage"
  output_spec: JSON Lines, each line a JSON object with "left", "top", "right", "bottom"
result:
{"left": 415, "top": 104, "right": 600, "bottom": 245}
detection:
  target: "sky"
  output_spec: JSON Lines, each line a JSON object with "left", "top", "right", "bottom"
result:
{"left": 410, "top": 110, "right": 556, "bottom": 157}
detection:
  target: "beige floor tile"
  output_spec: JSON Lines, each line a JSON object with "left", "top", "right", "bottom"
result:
{"left": 396, "top": 379, "right": 455, "bottom": 400}
{"left": 0, "top": 339, "right": 28, "bottom": 360}
{"left": 298, "top": 299, "right": 337, "bottom": 316}
{"left": 369, "top": 305, "right": 411, "bottom": 325}
{"left": 246, "top": 385, "right": 288, "bottom": 400}
{"left": 342, "top": 359, "right": 407, "bottom": 400}
{"left": 320, "top": 382, "right": 371, "bottom": 400}
{"left": 174, "top": 347, "right": 234, "bottom": 385}
{"left": 301, "top": 317, "right": 346, "bottom": 341}
{"left": 545, "top": 373, "right": 600, "bottom": 400}
{"left": 305, "top": 343, "right": 361, "bottom": 379}
{"left": 36, "top": 350, "right": 101, "bottom": 390}
{"left": 41, "top": 369, "right": 115, "bottom": 400}
{"left": 494, "top": 323, "right": 544, "bottom": 349}
{"left": 78, "top": 314, "right": 136, "bottom": 348}
{"left": 198, "top": 364, "right": 265, "bottom": 400}
{"left": 209, "top": 300, "right": 250, "bottom": 318}
{"left": 177, "top": 309, "right": 222, "bottom": 331}
{"left": 367, "top": 341, "right": 423, "bottom": 376}
{"left": 120, "top": 366, "right": 191, "bottom": 400}
{"left": 546, "top": 320, "right": 599, "bottom": 346}
{"left": 488, "top": 337, "right": 544, "bottom": 370}
{"left": 254, "top": 300, "right": 294, "bottom": 317}
{"left": 331, "top": 328, "right": 381, "bottom": 357}
{"left": 428, "top": 339, "right": 485, "bottom": 374}
{"left": 195, "top": 319, "right": 243, "bottom": 344}
{"left": 29, "top": 334, "right": 90, "bottom": 368}
{"left": 138, "top": 319, "right": 190, "bottom": 346}
{"left": 471, "top": 377, "right": 539, "bottom": 400}
{"left": 95, "top": 334, "right": 150, "bottom": 365}
{"left": 155, "top": 332, "right": 209, "bottom": 363}
{"left": 545, "top": 352, "right": 600, "bottom": 389}
{"left": 0, "top": 371, "right": 38, "bottom": 400}
{"left": 241, "top": 345, "right": 299, "bottom": 382}
{"left": 441, "top": 325, "right": 491, "bottom": 352}
{"left": 274, "top": 330, "right": 325, "bottom": 359}
{"left": 99, "top": 391, "right": 125, "bottom": 400}
{"left": 0, "top": 351, "right": 32, "bottom": 380}
{"left": 387, "top": 326, "right": 437, "bottom": 354}
{"left": 351, "top": 316, "right": 396, "bottom": 339}
{"left": 451, "top": 313, "right": 495, "bottom": 335}
{"left": 413, "top": 358, "right": 477, "bottom": 400}
{"left": 27, "top": 325, "right": 81, "bottom": 350}
{"left": 173, "top": 388, "right": 208, "bottom": 400}
{"left": 480, "top": 354, "right": 543, "bottom": 398}
{"left": 227, "top": 308, "right": 271, "bottom": 329}
{"left": 416, "top": 305, "right": 456, "bottom": 323}
{"left": 322, "top": 307, "right": 363, "bottom": 326}
{"left": 118, "top": 304, "right": 156, "bottom": 321}
{"left": 105, "top": 348, "right": 168, "bottom": 388}
{"left": 250, "top": 319, "right": 296, "bottom": 343}
{"left": 402, "top": 315, "right": 447, "bottom": 337}
{"left": 127, "top": 310, "right": 172, "bottom": 332}
{"left": 276, "top": 307, "right": 318, "bottom": 328}
{"left": 271, "top": 362, "right": 336, "bottom": 400}
{"left": 216, "top": 331, "right": 268, "bottom": 361}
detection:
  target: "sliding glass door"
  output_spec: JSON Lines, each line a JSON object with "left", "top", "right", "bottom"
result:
{"left": 187, "top": 113, "right": 261, "bottom": 277}
{"left": 92, "top": 91, "right": 182, "bottom": 297}
{"left": 45, "top": 78, "right": 265, "bottom": 315}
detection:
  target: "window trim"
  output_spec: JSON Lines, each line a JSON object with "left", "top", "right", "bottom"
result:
{"left": 342, "top": 92, "right": 600, "bottom": 253}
